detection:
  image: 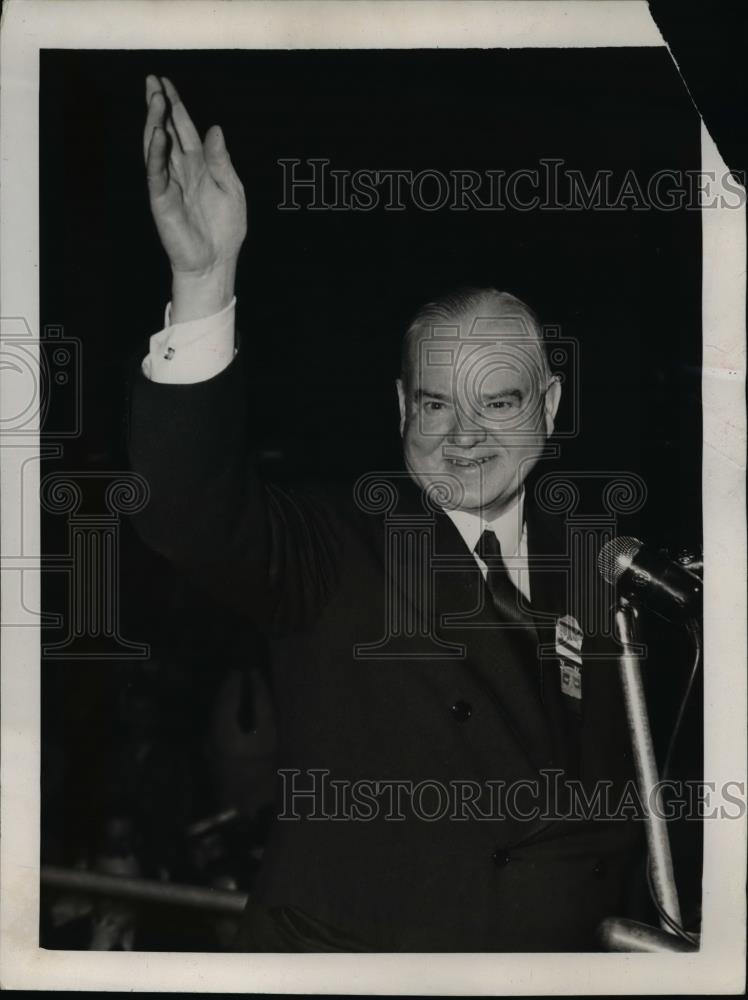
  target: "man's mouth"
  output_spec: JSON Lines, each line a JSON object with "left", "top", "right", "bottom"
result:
{"left": 445, "top": 455, "right": 495, "bottom": 467}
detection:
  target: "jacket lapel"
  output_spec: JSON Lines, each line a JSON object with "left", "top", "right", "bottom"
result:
{"left": 430, "top": 504, "right": 555, "bottom": 774}
{"left": 365, "top": 473, "right": 569, "bottom": 778}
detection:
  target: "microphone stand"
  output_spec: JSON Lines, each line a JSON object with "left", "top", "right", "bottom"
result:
{"left": 598, "top": 597, "right": 698, "bottom": 952}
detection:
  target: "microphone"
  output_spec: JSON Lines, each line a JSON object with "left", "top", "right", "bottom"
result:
{"left": 597, "top": 536, "right": 702, "bottom": 622}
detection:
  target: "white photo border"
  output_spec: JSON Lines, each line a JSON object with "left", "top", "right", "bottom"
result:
{"left": 1, "top": 0, "right": 745, "bottom": 993}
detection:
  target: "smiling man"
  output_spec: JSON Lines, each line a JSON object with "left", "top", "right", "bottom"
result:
{"left": 129, "top": 76, "right": 643, "bottom": 952}
{"left": 394, "top": 288, "right": 563, "bottom": 619}
{"left": 398, "top": 288, "right": 560, "bottom": 522}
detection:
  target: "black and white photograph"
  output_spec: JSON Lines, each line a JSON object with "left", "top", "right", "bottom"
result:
{"left": 1, "top": 0, "right": 745, "bottom": 993}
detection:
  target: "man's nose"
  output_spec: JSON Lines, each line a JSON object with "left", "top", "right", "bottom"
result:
{"left": 446, "top": 418, "right": 487, "bottom": 448}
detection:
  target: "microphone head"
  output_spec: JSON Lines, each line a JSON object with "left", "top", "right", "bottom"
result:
{"left": 597, "top": 536, "right": 644, "bottom": 586}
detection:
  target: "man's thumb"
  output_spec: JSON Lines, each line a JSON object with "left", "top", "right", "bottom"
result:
{"left": 205, "top": 125, "right": 233, "bottom": 183}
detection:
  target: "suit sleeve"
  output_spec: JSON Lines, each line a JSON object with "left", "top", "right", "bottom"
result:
{"left": 127, "top": 355, "right": 343, "bottom": 634}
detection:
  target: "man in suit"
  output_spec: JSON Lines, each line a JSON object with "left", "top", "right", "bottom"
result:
{"left": 129, "top": 75, "right": 643, "bottom": 951}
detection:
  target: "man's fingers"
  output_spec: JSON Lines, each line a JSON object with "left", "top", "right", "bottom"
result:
{"left": 163, "top": 113, "right": 184, "bottom": 161}
{"left": 144, "top": 76, "right": 182, "bottom": 166}
{"left": 145, "top": 126, "right": 170, "bottom": 197}
{"left": 160, "top": 75, "right": 182, "bottom": 106}
{"left": 145, "top": 73, "right": 163, "bottom": 107}
{"left": 160, "top": 76, "right": 202, "bottom": 152}
{"left": 204, "top": 125, "right": 240, "bottom": 192}
{"left": 143, "top": 90, "right": 166, "bottom": 164}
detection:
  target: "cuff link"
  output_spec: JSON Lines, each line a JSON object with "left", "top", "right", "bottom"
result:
{"left": 163, "top": 346, "right": 175, "bottom": 361}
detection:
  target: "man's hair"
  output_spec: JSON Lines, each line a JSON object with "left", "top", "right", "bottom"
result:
{"left": 399, "top": 286, "right": 550, "bottom": 392}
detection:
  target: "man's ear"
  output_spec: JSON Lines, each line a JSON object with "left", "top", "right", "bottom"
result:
{"left": 396, "top": 378, "right": 407, "bottom": 436}
{"left": 544, "top": 375, "right": 562, "bottom": 436}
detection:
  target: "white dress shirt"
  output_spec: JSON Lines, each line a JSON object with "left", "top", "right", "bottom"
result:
{"left": 444, "top": 499, "right": 531, "bottom": 601}
{"left": 142, "top": 302, "right": 531, "bottom": 600}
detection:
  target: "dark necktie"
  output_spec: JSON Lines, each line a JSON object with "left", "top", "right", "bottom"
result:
{"left": 475, "top": 528, "right": 542, "bottom": 687}
{"left": 476, "top": 528, "right": 532, "bottom": 624}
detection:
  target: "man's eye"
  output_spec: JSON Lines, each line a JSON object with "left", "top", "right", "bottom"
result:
{"left": 424, "top": 401, "right": 445, "bottom": 412}
{"left": 487, "top": 399, "right": 516, "bottom": 410}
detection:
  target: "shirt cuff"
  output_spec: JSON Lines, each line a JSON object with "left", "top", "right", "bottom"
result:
{"left": 141, "top": 297, "right": 237, "bottom": 384}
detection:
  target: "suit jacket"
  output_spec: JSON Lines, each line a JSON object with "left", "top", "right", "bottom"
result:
{"left": 128, "top": 357, "right": 643, "bottom": 951}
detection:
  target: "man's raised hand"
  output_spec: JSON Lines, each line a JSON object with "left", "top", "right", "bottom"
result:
{"left": 144, "top": 75, "right": 247, "bottom": 322}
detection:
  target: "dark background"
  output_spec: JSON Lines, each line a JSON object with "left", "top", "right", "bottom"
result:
{"left": 40, "top": 47, "right": 703, "bottom": 524}
{"left": 39, "top": 47, "right": 706, "bottom": 945}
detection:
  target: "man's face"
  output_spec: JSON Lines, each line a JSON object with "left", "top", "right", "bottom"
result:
{"left": 397, "top": 312, "right": 561, "bottom": 516}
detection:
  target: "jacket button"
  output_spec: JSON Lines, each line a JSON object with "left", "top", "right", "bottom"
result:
{"left": 450, "top": 700, "right": 472, "bottom": 721}
{"left": 491, "top": 850, "right": 511, "bottom": 867}
{"left": 592, "top": 859, "right": 606, "bottom": 877}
